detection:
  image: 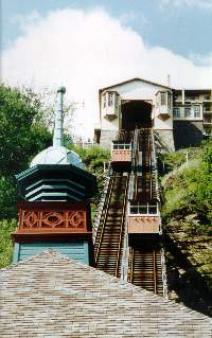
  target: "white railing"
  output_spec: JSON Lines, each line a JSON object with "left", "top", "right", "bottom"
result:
{"left": 111, "top": 143, "right": 131, "bottom": 150}
{"left": 73, "top": 141, "right": 96, "bottom": 149}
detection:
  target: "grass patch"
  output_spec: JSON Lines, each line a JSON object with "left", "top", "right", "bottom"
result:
{"left": 0, "top": 219, "right": 17, "bottom": 268}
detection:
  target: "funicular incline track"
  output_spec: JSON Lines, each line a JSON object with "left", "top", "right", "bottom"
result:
{"left": 136, "top": 129, "right": 157, "bottom": 201}
{"left": 94, "top": 172, "right": 128, "bottom": 277}
{"left": 128, "top": 128, "right": 163, "bottom": 295}
{"left": 128, "top": 245, "right": 163, "bottom": 295}
{"left": 95, "top": 128, "right": 163, "bottom": 295}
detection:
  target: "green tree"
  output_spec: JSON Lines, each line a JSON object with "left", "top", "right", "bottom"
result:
{"left": 0, "top": 85, "right": 51, "bottom": 177}
{"left": 0, "top": 84, "right": 52, "bottom": 218}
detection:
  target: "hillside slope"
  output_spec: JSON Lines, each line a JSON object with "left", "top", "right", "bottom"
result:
{"left": 160, "top": 140, "right": 212, "bottom": 315}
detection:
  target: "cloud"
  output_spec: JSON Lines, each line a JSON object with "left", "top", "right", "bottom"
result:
{"left": 160, "top": 0, "right": 212, "bottom": 9}
{"left": 189, "top": 52, "right": 212, "bottom": 66}
{"left": 2, "top": 8, "right": 212, "bottom": 138}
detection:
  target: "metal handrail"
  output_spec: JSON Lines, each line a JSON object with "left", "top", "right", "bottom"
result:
{"left": 131, "top": 128, "right": 139, "bottom": 172}
{"left": 93, "top": 175, "right": 110, "bottom": 243}
{"left": 151, "top": 130, "right": 160, "bottom": 201}
{"left": 130, "top": 248, "right": 135, "bottom": 283}
{"left": 115, "top": 174, "right": 129, "bottom": 277}
{"left": 94, "top": 176, "right": 114, "bottom": 263}
{"left": 93, "top": 161, "right": 113, "bottom": 243}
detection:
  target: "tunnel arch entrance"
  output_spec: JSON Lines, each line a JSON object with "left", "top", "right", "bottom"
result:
{"left": 121, "top": 100, "right": 153, "bottom": 130}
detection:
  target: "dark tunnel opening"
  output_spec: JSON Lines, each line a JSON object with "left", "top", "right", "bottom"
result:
{"left": 121, "top": 100, "right": 153, "bottom": 130}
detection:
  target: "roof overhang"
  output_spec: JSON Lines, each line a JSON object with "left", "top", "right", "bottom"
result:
{"left": 99, "top": 77, "right": 172, "bottom": 93}
{"left": 16, "top": 165, "right": 97, "bottom": 201}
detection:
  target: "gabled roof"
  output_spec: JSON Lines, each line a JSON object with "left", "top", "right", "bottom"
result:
{"left": 99, "top": 77, "right": 172, "bottom": 92}
{"left": 1, "top": 250, "right": 211, "bottom": 337}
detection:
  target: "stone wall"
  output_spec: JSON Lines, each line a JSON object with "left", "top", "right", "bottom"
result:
{"left": 99, "top": 122, "right": 205, "bottom": 152}
{"left": 156, "top": 129, "right": 175, "bottom": 152}
{"left": 173, "top": 121, "right": 204, "bottom": 150}
{"left": 99, "top": 130, "right": 119, "bottom": 150}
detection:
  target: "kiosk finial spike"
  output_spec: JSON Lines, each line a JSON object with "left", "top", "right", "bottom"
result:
{"left": 53, "top": 86, "right": 66, "bottom": 147}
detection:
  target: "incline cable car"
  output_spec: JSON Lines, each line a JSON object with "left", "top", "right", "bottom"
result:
{"left": 111, "top": 141, "right": 132, "bottom": 163}
{"left": 127, "top": 201, "right": 161, "bottom": 234}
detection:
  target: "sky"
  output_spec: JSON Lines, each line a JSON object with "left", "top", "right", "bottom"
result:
{"left": 1, "top": 0, "right": 212, "bottom": 138}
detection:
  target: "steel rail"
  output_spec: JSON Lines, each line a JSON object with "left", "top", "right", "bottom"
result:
{"left": 94, "top": 177, "right": 113, "bottom": 263}
{"left": 115, "top": 174, "right": 129, "bottom": 277}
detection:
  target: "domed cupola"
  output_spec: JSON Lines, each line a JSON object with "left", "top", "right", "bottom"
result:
{"left": 16, "top": 87, "right": 96, "bottom": 202}
{"left": 30, "top": 146, "right": 84, "bottom": 168}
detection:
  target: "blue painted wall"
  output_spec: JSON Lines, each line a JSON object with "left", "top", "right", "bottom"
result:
{"left": 13, "top": 241, "right": 90, "bottom": 265}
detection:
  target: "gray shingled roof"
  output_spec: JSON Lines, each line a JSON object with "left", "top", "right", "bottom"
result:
{"left": 0, "top": 250, "right": 211, "bottom": 337}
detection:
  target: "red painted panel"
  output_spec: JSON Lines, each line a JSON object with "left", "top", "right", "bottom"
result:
{"left": 111, "top": 149, "right": 131, "bottom": 162}
{"left": 128, "top": 216, "right": 161, "bottom": 234}
{"left": 16, "top": 202, "right": 89, "bottom": 234}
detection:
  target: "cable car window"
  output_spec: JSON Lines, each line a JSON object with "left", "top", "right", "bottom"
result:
{"left": 139, "top": 205, "right": 148, "bottom": 214}
{"left": 130, "top": 206, "right": 139, "bottom": 214}
{"left": 149, "top": 205, "right": 157, "bottom": 214}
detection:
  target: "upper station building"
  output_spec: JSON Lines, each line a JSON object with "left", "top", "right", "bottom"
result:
{"left": 94, "top": 77, "right": 212, "bottom": 150}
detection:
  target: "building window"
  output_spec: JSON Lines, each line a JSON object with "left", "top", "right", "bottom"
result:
{"left": 173, "top": 107, "right": 180, "bottom": 118}
{"left": 204, "top": 104, "right": 211, "bottom": 112}
{"left": 193, "top": 105, "right": 200, "bottom": 118}
{"left": 185, "top": 107, "right": 191, "bottom": 118}
{"left": 108, "top": 93, "right": 113, "bottom": 106}
{"left": 168, "top": 93, "right": 172, "bottom": 108}
{"left": 161, "top": 92, "right": 166, "bottom": 106}
{"left": 103, "top": 94, "right": 106, "bottom": 108}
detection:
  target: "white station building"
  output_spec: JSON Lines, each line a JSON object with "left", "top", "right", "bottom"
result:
{"left": 94, "top": 77, "right": 212, "bottom": 150}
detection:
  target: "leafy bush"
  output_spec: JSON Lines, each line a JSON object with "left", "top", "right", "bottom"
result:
{"left": 0, "top": 219, "right": 17, "bottom": 268}
{"left": 68, "top": 144, "right": 110, "bottom": 218}
{"left": 160, "top": 151, "right": 186, "bottom": 172}
{"left": 162, "top": 139, "right": 212, "bottom": 234}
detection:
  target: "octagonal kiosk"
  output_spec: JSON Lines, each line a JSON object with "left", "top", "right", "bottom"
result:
{"left": 12, "top": 87, "right": 97, "bottom": 265}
